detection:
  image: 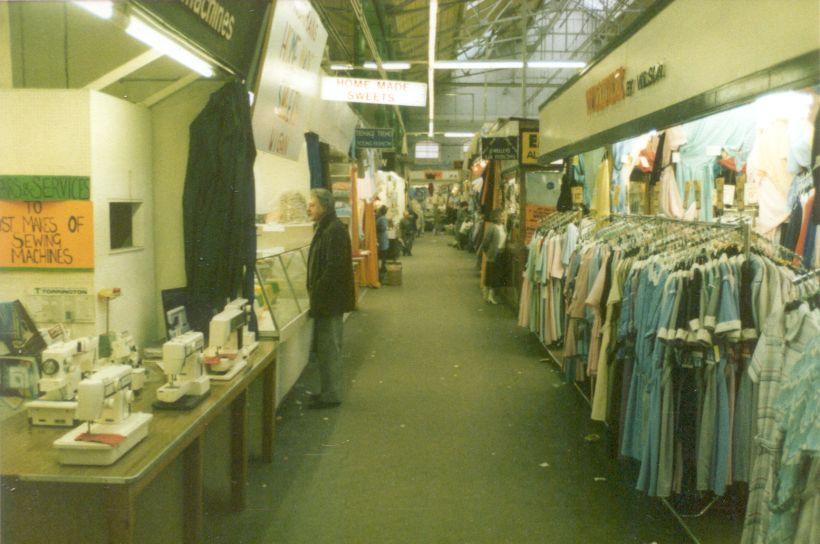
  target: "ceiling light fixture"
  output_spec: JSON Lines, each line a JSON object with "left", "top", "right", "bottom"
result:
{"left": 527, "top": 60, "right": 586, "bottom": 69}
{"left": 434, "top": 60, "right": 523, "bottom": 70}
{"left": 73, "top": 1, "right": 114, "bottom": 19}
{"left": 444, "top": 132, "right": 474, "bottom": 138}
{"left": 363, "top": 61, "right": 411, "bottom": 71}
{"left": 428, "top": 0, "right": 437, "bottom": 137}
{"left": 329, "top": 63, "right": 354, "bottom": 71}
{"left": 126, "top": 17, "right": 214, "bottom": 78}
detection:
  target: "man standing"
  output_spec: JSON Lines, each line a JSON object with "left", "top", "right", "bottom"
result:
{"left": 307, "top": 189, "right": 355, "bottom": 408}
{"left": 376, "top": 205, "right": 390, "bottom": 278}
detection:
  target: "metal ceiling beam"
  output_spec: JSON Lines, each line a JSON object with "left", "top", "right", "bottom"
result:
{"left": 84, "top": 49, "right": 163, "bottom": 90}
{"left": 140, "top": 73, "right": 199, "bottom": 107}
{"left": 439, "top": 81, "right": 562, "bottom": 88}
{"left": 348, "top": 0, "right": 406, "bottom": 134}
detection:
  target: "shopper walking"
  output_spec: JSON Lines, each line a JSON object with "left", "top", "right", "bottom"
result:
{"left": 376, "top": 205, "right": 390, "bottom": 278}
{"left": 306, "top": 189, "right": 355, "bottom": 408}
{"left": 400, "top": 210, "right": 416, "bottom": 256}
{"left": 479, "top": 209, "right": 507, "bottom": 305}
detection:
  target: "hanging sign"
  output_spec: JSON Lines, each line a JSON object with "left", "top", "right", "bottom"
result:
{"left": 131, "top": 0, "right": 270, "bottom": 80}
{"left": 481, "top": 137, "right": 518, "bottom": 160}
{"left": 252, "top": 0, "right": 328, "bottom": 160}
{"left": 355, "top": 128, "right": 394, "bottom": 149}
{"left": 520, "top": 132, "right": 540, "bottom": 165}
{"left": 0, "top": 200, "right": 94, "bottom": 270}
{"left": 0, "top": 176, "right": 90, "bottom": 201}
{"left": 321, "top": 77, "right": 427, "bottom": 107}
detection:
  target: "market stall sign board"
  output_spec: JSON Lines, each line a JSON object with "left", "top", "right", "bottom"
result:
{"left": 0, "top": 176, "right": 90, "bottom": 201}
{"left": 586, "top": 67, "right": 626, "bottom": 114}
{"left": 321, "top": 77, "right": 427, "bottom": 107}
{"left": 0, "top": 200, "right": 94, "bottom": 270}
{"left": 521, "top": 132, "right": 540, "bottom": 165}
{"left": 482, "top": 137, "right": 518, "bottom": 160}
{"left": 131, "top": 0, "right": 269, "bottom": 79}
{"left": 355, "top": 128, "right": 394, "bottom": 149}
{"left": 524, "top": 204, "right": 555, "bottom": 244}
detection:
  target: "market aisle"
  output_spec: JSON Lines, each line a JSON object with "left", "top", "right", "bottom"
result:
{"left": 205, "top": 235, "right": 699, "bottom": 543}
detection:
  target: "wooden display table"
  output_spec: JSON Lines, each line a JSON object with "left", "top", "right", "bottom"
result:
{"left": 0, "top": 341, "right": 278, "bottom": 544}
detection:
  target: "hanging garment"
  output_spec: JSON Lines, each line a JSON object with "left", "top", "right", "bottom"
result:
{"left": 361, "top": 202, "right": 381, "bottom": 288}
{"left": 557, "top": 159, "right": 574, "bottom": 211}
{"left": 592, "top": 156, "right": 611, "bottom": 217}
{"left": 183, "top": 80, "right": 257, "bottom": 333}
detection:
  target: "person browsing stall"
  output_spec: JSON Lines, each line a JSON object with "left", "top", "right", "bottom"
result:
{"left": 306, "top": 189, "right": 355, "bottom": 408}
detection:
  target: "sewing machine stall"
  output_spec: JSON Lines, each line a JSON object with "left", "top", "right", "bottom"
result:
{"left": 99, "top": 331, "right": 146, "bottom": 392}
{"left": 153, "top": 331, "right": 210, "bottom": 410}
{"left": 53, "top": 364, "right": 152, "bottom": 465}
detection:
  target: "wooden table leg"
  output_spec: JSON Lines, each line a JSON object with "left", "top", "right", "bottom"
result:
{"left": 261, "top": 362, "right": 276, "bottom": 463}
{"left": 105, "top": 484, "right": 135, "bottom": 544}
{"left": 230, "top": 390, "right": 247, "bottom": 512}
{"left": 183, "top": 435, "right": 204, "bottom": 544}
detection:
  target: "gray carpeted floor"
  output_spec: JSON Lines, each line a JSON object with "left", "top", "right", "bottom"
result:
{"left": 204, "top": 234, "right": 743, "bottom": 544}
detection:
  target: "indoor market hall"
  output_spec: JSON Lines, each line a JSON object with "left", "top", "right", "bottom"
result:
{"left": 203, "top": 234, "right": 745, "bottom": 544}
{"left": 1, "top": 1, "right": 818, "bottom": 544}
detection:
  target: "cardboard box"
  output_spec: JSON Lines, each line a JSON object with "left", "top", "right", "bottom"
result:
{"left": 385, "top": 262, "right": 402, "bottom": 286}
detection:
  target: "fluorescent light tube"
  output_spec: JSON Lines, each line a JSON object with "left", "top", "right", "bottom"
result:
{"left": 527, "top": 60, "right": 586, "bottom": 69}
{"left": 428, "top": 120, "right": 435, "bottom": 138}
{"left": 330, "top": 63, "right": 354, "bottom": 71}
{"left": 363, "top": 61, "right": 411, "bottom": 71}
{"left": 434, "top": 60, "right": 523, "bottom": 70}
{"left": 444, "top": 132, "right": 474, "bottom": 138}
{"left": 73, "top": 1, "right": 113, "bottom": 19}
{"left": 126, "top": 17, "right": 214, "bottom": 77}
{"left": 428, "top": 0, "right": 437, "bottom": 135}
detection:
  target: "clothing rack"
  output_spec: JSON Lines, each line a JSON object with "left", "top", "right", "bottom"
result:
{"left": 524, "top": 212, "right": 775, "bottom": 544}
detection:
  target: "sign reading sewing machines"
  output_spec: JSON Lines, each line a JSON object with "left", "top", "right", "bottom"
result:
{"left": 481, "top": 137, "right": 518, "bottom": 160}
{"left": 321, "top": 77, "right": 427, "bottom": 107}
{"left": 252, "top": 0, "right": 327, "bottom": 160}
{"left": 355, "top": 128, "right": 394, "bottom": 149}
{"left": 131, "top": 0, "right": 270, "bottom": 79}
{"left": 0, "top": 200, "right": 94, "bottom": 270}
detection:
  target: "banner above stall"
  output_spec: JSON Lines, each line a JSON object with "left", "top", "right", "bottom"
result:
{"left": 321, "top": 77, "right": 427, "bottom": 107}
{"left": 131, "top": 0, "right": 269, "bottom": 80}
{"left": 481, "top": 137, "right": 518, "bottom": 160}
{"left": 252, "top": 0, "right": 328, "bottom": 160}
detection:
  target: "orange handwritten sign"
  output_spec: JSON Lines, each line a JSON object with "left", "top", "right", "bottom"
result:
{"left": 586, "top": 67, "right": 626, "bottom": 114}
{"left": 524, "top": 204, "right": 555, "bottom": 244}
{"left": 0, "top": 200, "right": 94, "bottom": 270}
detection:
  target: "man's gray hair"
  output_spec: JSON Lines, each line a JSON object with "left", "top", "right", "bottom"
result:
{"left": 311, "top": 188, "right": 334, "bottom": 214}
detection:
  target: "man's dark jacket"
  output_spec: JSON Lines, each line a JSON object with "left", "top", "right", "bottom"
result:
{"left": 307, "top": 212, "right": 355, "bottom": 317}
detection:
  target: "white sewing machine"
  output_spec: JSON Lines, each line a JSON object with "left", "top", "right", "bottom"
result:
{"left": 100, "top": 331, "right": 146, "bottom": 392}
{"left": 26, "top": 341, "right": 83, "bottom": 426}
{"left": 53, "top": 364, "right": 152, "bottom": 466}
{"left": 204, "top": 298, "right": 257, "bottom": 381}
{"left": 155, "top": 331, "right": 210, "bottom": 407}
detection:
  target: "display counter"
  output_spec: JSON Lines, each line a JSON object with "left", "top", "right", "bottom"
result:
{"left": 0, "top": 341, "right": 277, "bottom": 544}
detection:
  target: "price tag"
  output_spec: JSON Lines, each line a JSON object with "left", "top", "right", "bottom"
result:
{"left": 571, "top": 186, "right": 584, "bottom": 205}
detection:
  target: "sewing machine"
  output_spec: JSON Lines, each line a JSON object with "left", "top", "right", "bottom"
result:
{"left": 154, "top": 331, "right": 210, "bottom": 409}
{"left": 53, "top": 364, "right": 152, "bottom": 466}
{"left": 204, "top": 298, "right": 256, "bottom": 381}
{"left": 25, "top": 340, "right": 83, "bottom": 426}
{"left": 100, "top": 331, "right": 146, "bottom": 392}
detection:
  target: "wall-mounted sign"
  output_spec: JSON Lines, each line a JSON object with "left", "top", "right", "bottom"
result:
{"left": 355, "top": 128, "right": 394, "bottom": 149}
{"left": 252, "top": 0, "right": 328, "bottom": 160}
{"left": 321, "top": 77, "right": 427, "bottom": 107}
{"left": 0, "top": 200, "right": 94, "bottom": 270}
{"left": 131, "top": 0, "right": 269, "bottom": 79}
{"left": 586, "top": 67, "right": 626, "bottom": 114}
{"left": 481, "top": 137, "right": 518, "bottom": 160}
{"left": 520, "top": 132, "right": 540, "bottom": 165}
{"left": 0, "top": 176, "right": 90, "bottom": 201}
{"left": 626, "top": 64, "right": 666, "bottom": 96}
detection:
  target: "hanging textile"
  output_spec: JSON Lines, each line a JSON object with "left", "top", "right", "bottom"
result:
{"left": 591, "top": 155, "right": 611, "bottom": 217}
{"left": 557, "top": 159, "right": 573, "bottom": 211}
{"left": 183, "top": 80, "right": 257, "bottom": 334}
{"left": 360, "top": 201, "right": 381, "bottom": 288}
{"left": 305, "top": 132, "right": 325, "bottom": 189}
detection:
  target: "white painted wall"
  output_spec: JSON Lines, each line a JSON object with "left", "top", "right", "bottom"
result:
{"left": 255, "top": 144, "right": 311, "bottom": 216}
{"left": 538, "top": 0, "right": 820, "bottom": 155}
{"left": 0, "top": 89, "right": 94, "bottom": 336}
{"left": 89, "top": 91, "right": 156, "bottom": 347}
{"left": 0, "top": 90, "right": 155, "bottom": 346}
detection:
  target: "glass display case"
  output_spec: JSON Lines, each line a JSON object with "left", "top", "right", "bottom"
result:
{"left": 254, "top": 245, "right": 310, "bottom": 339}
